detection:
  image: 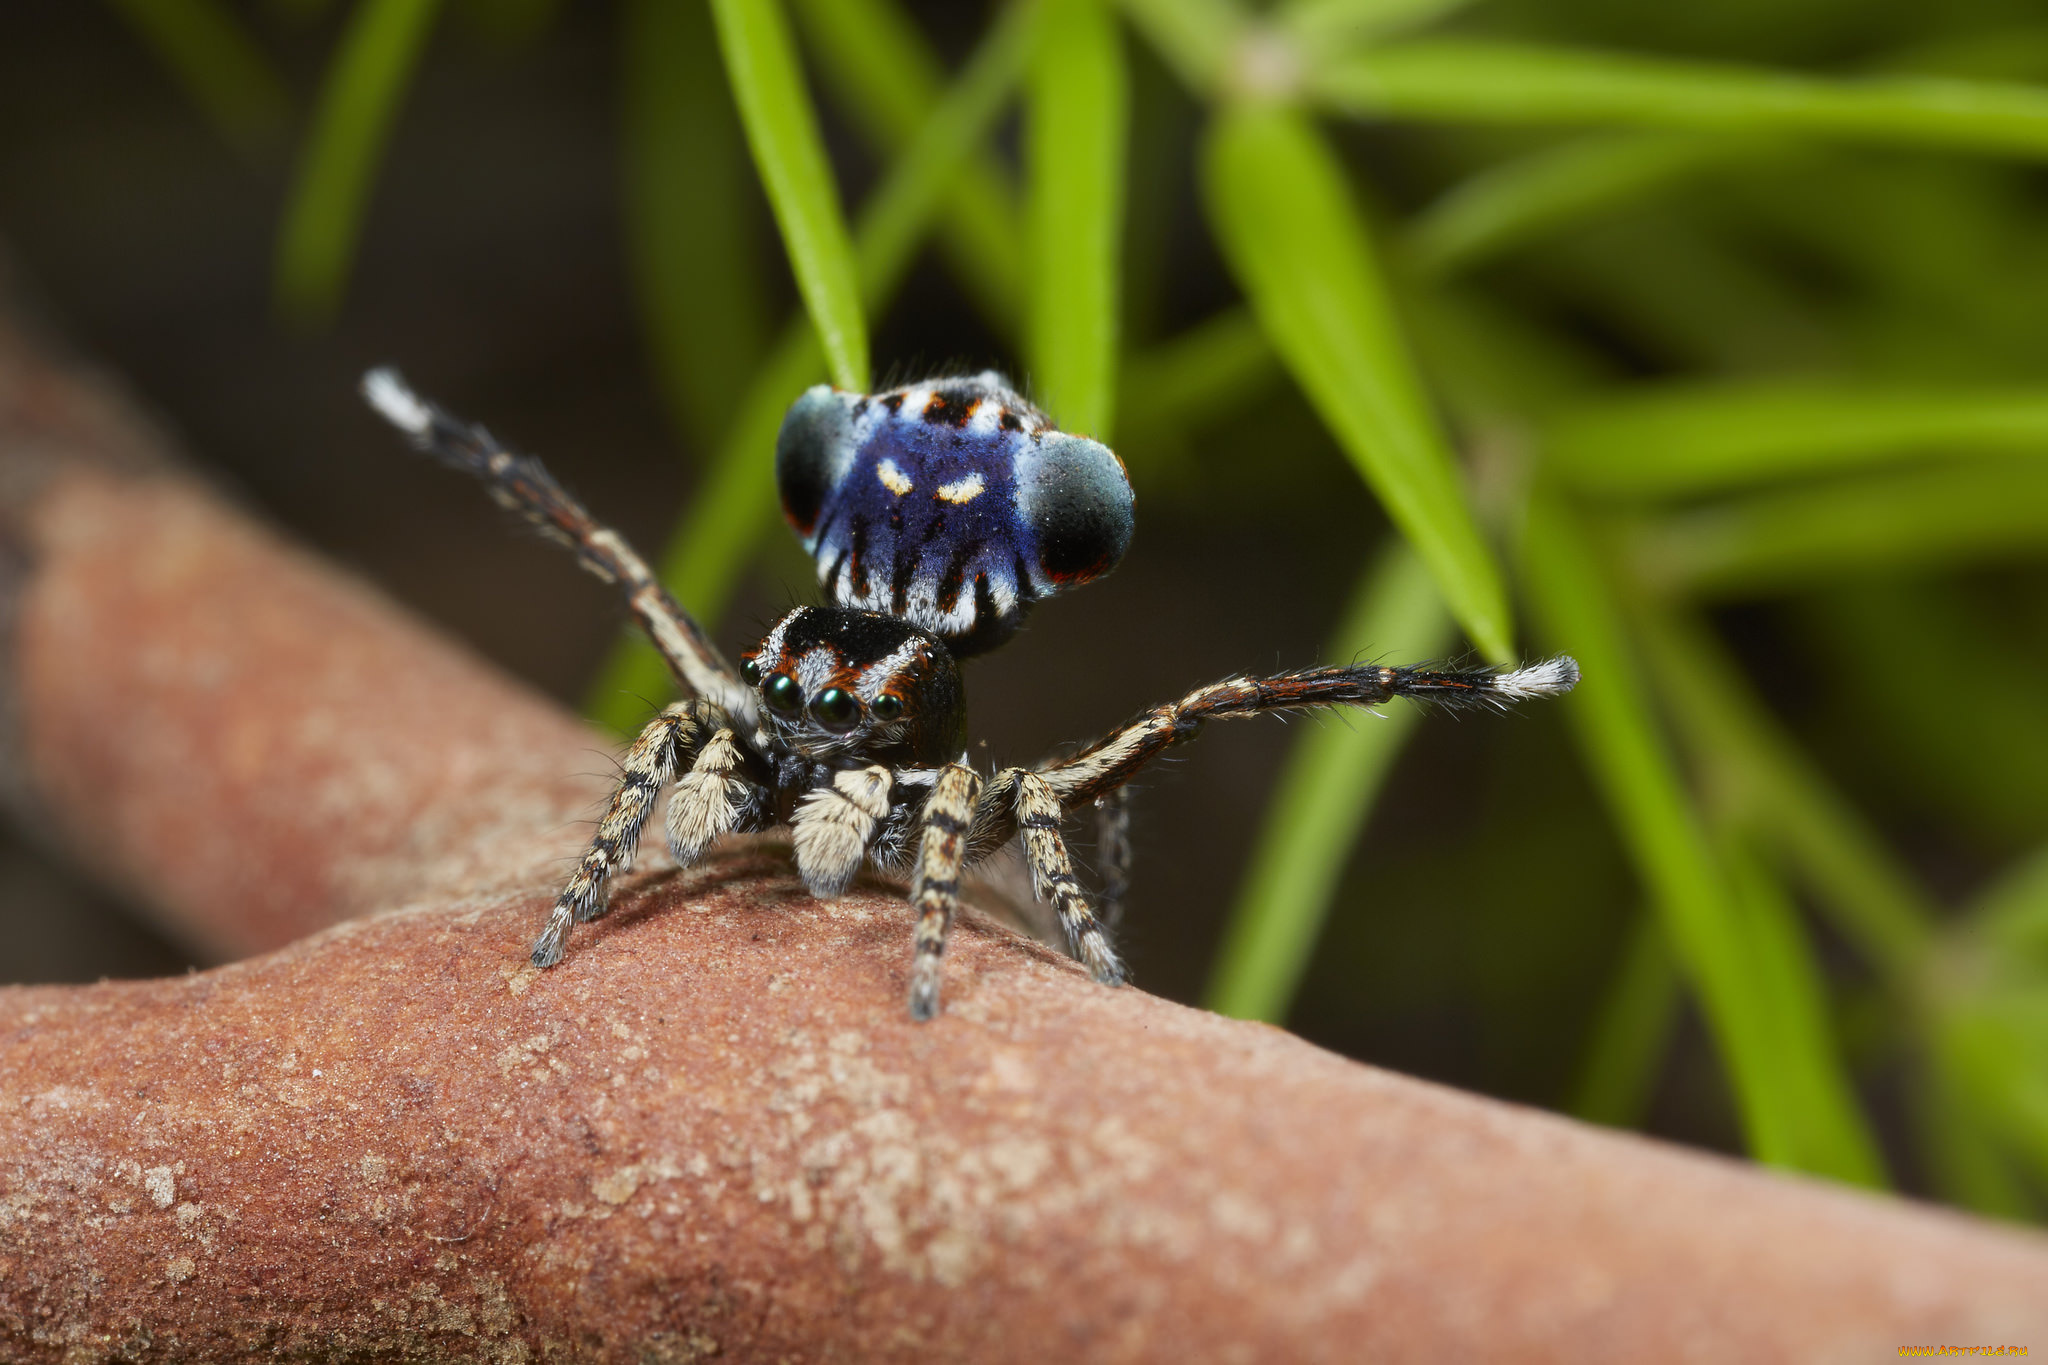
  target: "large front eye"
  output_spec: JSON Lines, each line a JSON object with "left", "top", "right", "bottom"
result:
{"left": 809, "top": 687, "right": 861, "bottom": 731}
{"left": 764, "top": 674, "right": 802, "bottom": 714}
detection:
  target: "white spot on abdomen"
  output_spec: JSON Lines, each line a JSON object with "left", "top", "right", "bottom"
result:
{"left": 935, "top": 472, "right": 986, "bottom": 504}
{"left": 876, "top": 459, "right": 913, "bottom": 496}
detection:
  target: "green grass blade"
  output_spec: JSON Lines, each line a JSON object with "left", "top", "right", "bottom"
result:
{"left": 1116, "top": 307, "right": 1284, "bottom": 480}
{"left": 1408, "top": 132, "right": 1757, "bottom": 278}
{"left": 657, "top": 335, "right": 819, "bottom": 614}
{"left": 1935, "top": 991, "right": 2048, "bottom": 1191}
{"left": 1203, "top": 103, "right": 1513, "bottom": 661}
{"left": 587, "top": 329, "right": 823, "bottom": 735}
{"left": 1116, "top": 0, "right": 1247, "bottom": 95}
{"left": 1636, "top": 461, "right": 2048, "bottom": 599}
{"left": 1532, "top": 210, "right": 1833, "bottom": 375}
{"left": 1634, "top": 607, "right": 1933, "bottom": 982}
{"left": 273, "top": 0, "right": 443, "bottom": 326}
{"left": 1915, "top": 1059, "right": 2039, "bottom": 1221}
{"left": 710, "top": 0, "right": 869, "bottom": 392}
{"left": 1531, "top": 501, "right": 1886, "bottom": 1183}
{"left": 788, "top": 0, "right": 1024, "bottom": 330}
{"left": 1206, "top": 543, "right": 1451, "bottom": 1022}
{"left": 621, "top": 0, "right": 772, "bottom": 448}
{"left": 1546, "top": 381, "right": 2048, "bottom": 501}
{"left": 1720, "top": 832, "right": 1889, "bottom": 1187}
{"left": 1519, "top": 491, "right": 1797, "bottom": 1167}
{"left": 106, "top": 0, "right": 292, "bottom": 153}
{"left": 1279, "top": 0, "right": 1472, "bottom": 49}
{"left": 1803, "top": 582, "right": 2048, "bottom": 846}
{"left": 1119, "top": 308, "right": 1279, "bottom": 427}
{"left": 787, "top": 0, "right": 942, "bottom": 141}
{"left": 1404, "top": 279, "right": 1608, "bottom": 420}
{"left": 1971, "top": 843, "right": 2048, "bottom": 966}
{"left": 845, "top": 3, "right": 1036, "bottom": 314}
{"left": 1944, "top": 850, "right": 2048, "bottom": 1198}
{"left": 585, "top": 7, "right": 1035, "bottom": 729}
{"left": 1028, "top": 0, "right": 1129, "bottom": 436}
{"left": 1568, "top": 909, "right": 1681, "bottom": 1127}
{"left": 1311, "top": 40, "right": 2048, "bottom": 160}
{"left": 1883, "top": 24, "right": 2048, "bottom": 82}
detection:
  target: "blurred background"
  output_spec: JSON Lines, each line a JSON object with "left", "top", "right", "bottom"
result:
{"left": 5, "top": 0, "right": 2048, "bottom": 1220}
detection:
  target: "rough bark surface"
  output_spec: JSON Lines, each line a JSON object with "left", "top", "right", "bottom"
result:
{"left": 1, "top": 273, "right": 2044, "bottom": 1363}
{"left": 6, "top": 858, "right": 2047, "bottom": 1365}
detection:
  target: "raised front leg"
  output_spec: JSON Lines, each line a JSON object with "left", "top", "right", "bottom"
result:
{"left": 1038, "top": 657, "right": 1579, "bottom": 808}
{"left": 531, "top": 700, "right": 712, "bottom": 967}
{"left": 907, "top": 763, "right": 984, "bottom": 1020}
{"left": 362, "top": 368, "right": 760, "bottom": 733}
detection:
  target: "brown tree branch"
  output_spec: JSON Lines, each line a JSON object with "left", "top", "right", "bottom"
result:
{"left": 0, "top": 282, "right": 603, "bottom": 959}
{"left": 1, "top": 276, "right": 2045, "bottom": 1362}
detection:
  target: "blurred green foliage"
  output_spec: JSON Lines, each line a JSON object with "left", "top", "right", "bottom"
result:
{"left": 118, "top": 0, "right": 2048, "bottom": 1217}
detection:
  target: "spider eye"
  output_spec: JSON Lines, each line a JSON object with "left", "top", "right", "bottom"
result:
{"left": 739, "top": 658, "right": 762, "bottom": 685}
{"left": 809, "top": 687, "right": 861, "bottom": 731}
{"left": 871, "top": 693, "right": 904, "bottom": 722}
{"left": 764, "top": 674, "right": 803, "bottom": 714}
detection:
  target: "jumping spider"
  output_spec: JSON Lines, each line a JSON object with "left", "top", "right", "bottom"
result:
{"left": 362, "top": 367, "right": 1578, "bottom": 1020}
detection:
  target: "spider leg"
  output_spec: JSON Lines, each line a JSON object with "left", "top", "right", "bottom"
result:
{"left": 361, "top": 368, "right": 759, "bottom": 733}
{"left": 907, "top": 763, "right": 984, "bottom": 1021}
{"left": 665, "top": 725, "right": 769, "bottom": 865}
{"left": 791, "top": 764, "right": 893, "bottom": 899}
{"left": 1093, "top": 788, "right": 1133, "bottom": 930}
{"left": 1002, "top": 769, "right": 1125, "bottom": 986}
{"left": 531, "top": 700, "right": 714, "bottom": 968}
{"left": 1037, "top": 657, "right": 1579, "bottom": 809}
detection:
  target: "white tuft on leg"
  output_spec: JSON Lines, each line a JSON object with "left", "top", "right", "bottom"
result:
{"left": 792, "top": 765, "right": 892, "bottom": 899}
{"left": 360, "top": 367, "right": 432, "bottom": 435}
{"left": 1490, "top": 656, "right": 1581, "bottom": 700}
{"left": 666, "top": 730, "right": 749, "bottom": 863}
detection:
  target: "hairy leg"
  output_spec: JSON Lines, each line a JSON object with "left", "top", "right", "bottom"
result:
{"left": 1007, "top": 770, "right": 1124, "bottom": 986}
{"left": 1093, "top": 788, "right": 1133, "bottom": 930}
{"left": 1039, "top": 658, "right": 1579, "bottom": 808}
{"left": 531, "top": 700, "right": 713, "bottom": 968}
{"left": 665, "top": 725, "right": 767, "bottom": 865}
{"left": 790, "top": 764, "right": 893, "bottom": 899}
{"left": 362, "top": 368, "right": 759, "bottom": 731}
{"left": 908, "top": 763, "right": 984, "bottom": 1021}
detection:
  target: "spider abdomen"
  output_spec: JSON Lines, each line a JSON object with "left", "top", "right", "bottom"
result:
{"left": 775, "top": 372, "right": 1134, "bottom": 657}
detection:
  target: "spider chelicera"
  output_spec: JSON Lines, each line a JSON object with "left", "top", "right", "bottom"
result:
{"left": 362, "top": 367, "right": 1578, "bottom": 1020}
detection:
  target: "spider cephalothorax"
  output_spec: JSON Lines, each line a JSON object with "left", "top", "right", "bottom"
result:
{"left": 740, "top": 606, "right": 963, "bottom": 769}
{"left": 362, "top": 366, "right": 1579, "bottom": 1020}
